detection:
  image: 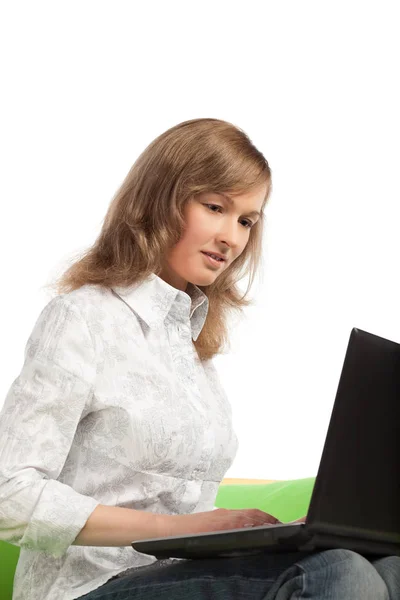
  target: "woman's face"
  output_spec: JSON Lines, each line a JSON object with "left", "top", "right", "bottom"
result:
{"left": 159, "top": 182, "right": 269, "bottom": 291}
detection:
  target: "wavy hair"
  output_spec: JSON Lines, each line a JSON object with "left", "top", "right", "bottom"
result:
{"left": 44, "top": 118, "right": 272, "bottom": 361}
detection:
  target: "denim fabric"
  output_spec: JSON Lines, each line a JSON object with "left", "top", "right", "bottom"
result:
{"left": 77, "top": 549, "right": 400, "bottom": 599}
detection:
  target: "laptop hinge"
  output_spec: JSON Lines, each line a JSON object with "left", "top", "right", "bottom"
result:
{"left": 298, "top": 531, "right": 400, "bottom": 556}
{"left": 306, "top": 522, "right": 400, "bottom": 545}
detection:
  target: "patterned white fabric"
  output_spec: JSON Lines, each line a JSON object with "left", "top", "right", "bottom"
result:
{"left": 0, "top": 273, "right": 239, "bottom": 600}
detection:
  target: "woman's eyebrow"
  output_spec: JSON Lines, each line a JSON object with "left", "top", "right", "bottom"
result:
{"left": 217, "top": 192, "right": 261, "bottom": 218}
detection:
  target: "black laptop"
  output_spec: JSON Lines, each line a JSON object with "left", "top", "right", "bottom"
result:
{"left": 132, "top": 328, "right": 400, "bottom": 559}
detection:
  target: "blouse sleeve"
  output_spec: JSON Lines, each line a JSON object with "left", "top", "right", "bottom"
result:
{"left": 0, "top": 296, "right": 100, "bottom": 558}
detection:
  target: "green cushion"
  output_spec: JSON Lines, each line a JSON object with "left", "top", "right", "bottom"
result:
{"left": 215, "top": 477, "right": 316, "bottom": 522}
{"left": 0, "top": 540, "right": 20, "bottom": 600}
{"left": 0, "top": 477, "right": 316, "bottom": 600}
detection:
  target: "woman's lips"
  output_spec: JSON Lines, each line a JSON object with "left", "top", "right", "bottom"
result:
{"left": 201, "top": 252, "right": 224, "bottom": 268}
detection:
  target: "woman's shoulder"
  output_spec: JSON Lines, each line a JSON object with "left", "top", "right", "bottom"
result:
{"left": 52, "top": 284, "right": 114, "bottom": 317}
{"left": 37, "top": 285, "right": 117, "bottom": 342}
{"left": 64, "top": 283, "right": 111, "bottom": 304}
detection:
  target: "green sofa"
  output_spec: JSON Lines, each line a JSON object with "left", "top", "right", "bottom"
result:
{"left": 0, "top": 477, "right": 315, "bottom": 600}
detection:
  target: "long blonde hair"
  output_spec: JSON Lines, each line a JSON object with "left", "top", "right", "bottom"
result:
{"left": 44, "top": 118, "right": 272, "bottom": 361}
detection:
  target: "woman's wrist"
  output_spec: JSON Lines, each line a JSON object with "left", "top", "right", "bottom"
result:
{"left": 150, "top": 513, "right": 175, "bottom": 539}
{"left": 129, "top": 510, "right": 174, "bottom": 541}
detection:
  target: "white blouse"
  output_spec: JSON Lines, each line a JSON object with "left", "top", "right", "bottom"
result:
{"left": 0, "top": 273, "right": 239, "bottom": 600}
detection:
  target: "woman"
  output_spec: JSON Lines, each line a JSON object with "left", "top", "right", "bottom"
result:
{"left": 0, "top": 118, "right": 398, "bottom": 599}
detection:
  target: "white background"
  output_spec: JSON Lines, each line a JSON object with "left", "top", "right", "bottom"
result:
{"left": 1, "top": 1, "right": 399, "bottom": 480}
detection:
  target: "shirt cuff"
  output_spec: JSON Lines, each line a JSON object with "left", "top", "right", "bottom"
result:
{"left": 19, "top": 479, "right": 100, "bottom": 558}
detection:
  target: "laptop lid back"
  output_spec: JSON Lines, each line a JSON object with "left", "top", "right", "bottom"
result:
{"left": 306, "top": 328, "right": 400, "bottom": 544}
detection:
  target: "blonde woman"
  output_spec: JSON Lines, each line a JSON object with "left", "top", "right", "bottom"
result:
{"left": 0, "top": 118, "right": 398, "bottom": 599}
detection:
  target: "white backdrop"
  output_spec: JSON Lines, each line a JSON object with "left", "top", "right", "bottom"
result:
{"left": 1, "top": 1, "right": 399, "bottom": 480}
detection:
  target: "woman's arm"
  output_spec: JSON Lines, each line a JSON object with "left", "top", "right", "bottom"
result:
{"left": 73, "top": 504, "right": 165, "bottom": 547}
{"left": 74, "top": 505, "right": 287, "bottom": 546}
{"left": 0, "top": 298, "right": 99, "bottom": 558}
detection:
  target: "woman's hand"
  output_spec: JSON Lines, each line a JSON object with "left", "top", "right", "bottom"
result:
{"left": 159, "top": 508, "right": 282, "bottom": 538}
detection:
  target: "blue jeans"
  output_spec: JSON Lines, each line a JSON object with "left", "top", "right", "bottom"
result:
{"left": 78, "top": 549, "right": 400, "bottom": 599}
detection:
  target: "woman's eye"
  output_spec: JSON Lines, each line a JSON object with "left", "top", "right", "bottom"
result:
{"left": 205, "top": 204, "right": 253, "bottom": 228}
{"left": 206, "top": 204, "right": 222, "bottom": 213}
